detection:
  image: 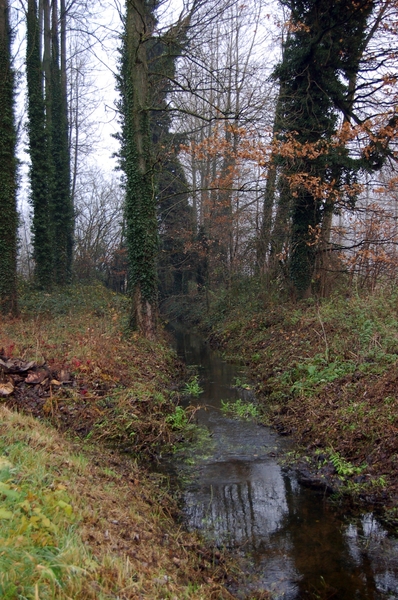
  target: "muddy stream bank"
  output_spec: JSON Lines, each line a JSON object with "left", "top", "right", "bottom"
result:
{"left": 160, "top": 325, "right": 398, "bottom": 599}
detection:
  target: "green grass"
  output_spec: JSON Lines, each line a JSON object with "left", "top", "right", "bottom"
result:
{"left": 0, "top": 413, "right": 93, "bottom": 599}
{"left": 220, "top": 398, "right": 259, "bottom": 420}
{"left": 18, "top": 282, "right": 129, "bottom": 318}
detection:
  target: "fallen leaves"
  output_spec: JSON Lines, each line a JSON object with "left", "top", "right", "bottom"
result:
{"left": 0, "top": 382, "right": 14, "bottom": 397}
{"left": 0, "top": 346, "right": 73, "bottom": 413}
{"left": 25, "top": 370, "right": 48, "bottom": 385}
{"left": 0, "top": 357, "right": 36, "bottom": 373}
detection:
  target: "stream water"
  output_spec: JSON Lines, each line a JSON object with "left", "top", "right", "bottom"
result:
{"left": 164, "top": 325, "right": 398, "bottom": 599}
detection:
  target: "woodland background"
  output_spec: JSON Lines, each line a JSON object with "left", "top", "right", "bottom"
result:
{"left": 1, "top": 0, "right": 398, "bottom": 333}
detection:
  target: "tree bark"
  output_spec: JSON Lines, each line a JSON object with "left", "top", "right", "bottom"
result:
{"left": 26, "top": 0, "right": 54, "bottom": 288}
{"left": 125, "top": 0, "right": 158, "bottom": 340}
{"left": 0, "top": 0, "right": 18, "bottom": 314}
{"left": 51, "top": 0, "right": 73, "bottom": 284}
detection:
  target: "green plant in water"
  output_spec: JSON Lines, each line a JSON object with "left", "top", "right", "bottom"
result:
{"left": 183, "top": 375, "right": 203, "bottom": 397}
{"left": 166, "top": 406, "right": 189, "bottom": 430}
{"left": 233, "top": 376, "right": 252, "bottom": 390}
{"left": 221, "top": 398, "right": 258, "bottom": 420}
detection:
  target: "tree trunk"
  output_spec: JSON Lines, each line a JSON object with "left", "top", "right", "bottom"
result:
{"left": 51, "top": 0, "right": 73, "bottom": 284}
{"left": 125, "top": 0, "right": 158, "bottom": 340}
{"left": 0, "top": 0, "right": 18, "bottom": 314}
{"left": 274, "top": 0, "right": 375, "bottom": 299}
{"left": 257, "top": 86, "right": 284, "bottom": 274}
{"left": 257, "top": 159, "right": 277, "bottom": 273}
{"left": 268, "top": 173, "right": 292, "bottom": 281}
{"left": 315, "top": 200, "right": 334, "bottom": 297}
{"left": 26, "top": 0, "right": 53, "bottom": 288}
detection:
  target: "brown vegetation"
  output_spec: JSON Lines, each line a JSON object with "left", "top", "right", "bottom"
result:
{"left": 0, "top": 285, "right": 236, "bottom": 598}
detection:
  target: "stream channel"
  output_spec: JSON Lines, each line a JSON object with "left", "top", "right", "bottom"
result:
{"left": 162, "top": 325, "right": 398, "bottom": 598}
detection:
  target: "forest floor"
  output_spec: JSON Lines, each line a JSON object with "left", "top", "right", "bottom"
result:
{"left": 197, "top": 283, "right": 398, "bottom": 529}
{"left": 0, "top": 285, "right": 235, "bottom": 600}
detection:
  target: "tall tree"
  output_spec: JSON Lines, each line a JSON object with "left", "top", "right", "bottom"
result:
{"left": 173, "top": 0, "right": 273, "bottom": 291}
{"left": 26, "top": 0, "right": 53, "bottom": 288}
{"left": 0, "top": 0, "right": 18, "bottom": 315}
{"left": 51, "top": 0, "right": 73, "bottom": 283}
{"left": 122, "top": 0, "right": 158, "bottom": 339}
{"left": 148, "top": 16, "right": 195, "bottom": 300}
{"left": 26, "top": 0, "right": 73, "bottom": 289}
{"left": 273, "top": 0, "right": 376, "bottom": 297}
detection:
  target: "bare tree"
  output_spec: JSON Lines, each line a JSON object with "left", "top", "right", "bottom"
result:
{"left": 170, "top": 0, "right": 277, "bottom": 289}
{"left": 73, "top": 168, "right": 125, "bottom": 285}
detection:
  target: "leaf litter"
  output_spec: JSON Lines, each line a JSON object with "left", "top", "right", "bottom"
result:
{"left": 0, "top": 286, "right": 239, "bottom": 599}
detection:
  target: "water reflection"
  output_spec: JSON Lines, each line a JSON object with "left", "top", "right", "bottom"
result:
{"left": 168, "top": 326, "right": 398, "bottom": 599}
{"left": 185, "top": 460, "right": 288, "bottom": 547}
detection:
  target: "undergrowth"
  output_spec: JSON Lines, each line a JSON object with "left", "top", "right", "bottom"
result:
{"left": 2, "top": 284, "right": 179, "bottom": 456}
{"left": 0, "top": 284, "right": 235, "bottom": 599}
{"left": 0, "top": 411, "right": 91, "bottom": 599}
{"left": 0, "top": 407, "right": 233, "bottom": 599}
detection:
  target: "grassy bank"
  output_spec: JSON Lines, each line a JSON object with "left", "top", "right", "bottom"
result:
{"left": 197, "top": 282, "right": 398, "bottom": 525}
{"left": 0, "top": 285, "right": 234, "bottom": 599}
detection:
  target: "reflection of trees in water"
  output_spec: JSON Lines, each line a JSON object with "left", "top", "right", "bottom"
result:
{"left": 272, "top": 476, "right": 387, "bottom": 599}
{"left": 184, "top": 460, "right": 288, "bottom": 548}
{"left": 185, "top": 464, "right": 398, "bottom": 599}
{"left": 345, "top": 514, "right": 398, "bottom": 597}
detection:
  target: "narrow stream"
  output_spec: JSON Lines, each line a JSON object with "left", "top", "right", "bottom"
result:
{"left": 164, "top": 325, "right": 398, "bottom": 599}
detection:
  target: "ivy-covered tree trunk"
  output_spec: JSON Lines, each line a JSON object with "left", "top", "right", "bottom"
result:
{"left": 26, "top": 0, "right": 73, "bottom": 288}
{"left": 274, "top": 0, "right": 375, "bottom": 298}
{"left": 0, "top": 0, "right": 18, "bottom": 315}
{"left": 124, "top": 0, "right": 158, "bottom": 339}
{"left": 148, "top": 17, "right": 195, "bottom": 301}
{"left": 51, "top": 0, "right": 73, "bottom": 284}
{"left": 26, "top": 0, "right": 54, "bottom": 288}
